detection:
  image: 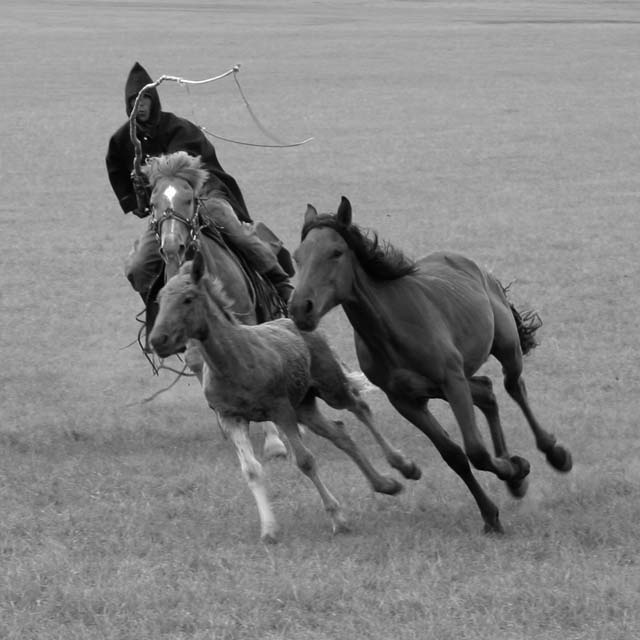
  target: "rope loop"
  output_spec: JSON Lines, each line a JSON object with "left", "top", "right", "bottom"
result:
{"left": 129, "top": 64, "right": 313, "bottom": 177}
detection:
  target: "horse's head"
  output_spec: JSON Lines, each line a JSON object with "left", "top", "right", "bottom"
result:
{"left": 143, "top": 152, "right": 209, "bottom": 281}
{"left": 289, "top": 196, "right": 355, "bottom": 331}
{"left": 149, "top": 252, "right": 210, "bottom": 358}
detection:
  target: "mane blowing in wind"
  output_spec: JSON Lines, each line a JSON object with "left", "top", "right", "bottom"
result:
{"left": 302, "top": 213, "right": 417, "bottom": 280}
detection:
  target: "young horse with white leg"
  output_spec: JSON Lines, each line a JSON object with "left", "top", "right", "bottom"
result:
{"left": 149, "top": 252, "right": 420, "bottom": 543}
{"left": 142, "top": 152, "right": 288, "bottom": 459}
{"left": 289, "top": 196, "right": 573, "bottom": 534}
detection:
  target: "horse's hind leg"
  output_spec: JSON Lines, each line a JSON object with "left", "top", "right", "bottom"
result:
{"left": 328, "top": 385, "right": 421, "bottom": 481}
{"left": 503, "top": 370, "right": 572, "bottom": 472}
{"left": 276, "top": 404, "right": 350, "bottom": 535}
{"left": 296, "top": 396, "right": 404, "bottom": 496}
{"left": 305, "top": 332, "right": 421, "bottom": 481}
{"left": 491, "top": 307, "right": 573, "bottom": 473}
{"left": 469, "top": 375, "right": 529, "bottom": 498}
{"left": 220, "top": 415, "right": 280, "bottom": 543}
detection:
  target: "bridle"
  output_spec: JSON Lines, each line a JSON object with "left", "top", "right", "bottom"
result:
{"left": 149, "top": 195, "right": 205, "bottom": 251}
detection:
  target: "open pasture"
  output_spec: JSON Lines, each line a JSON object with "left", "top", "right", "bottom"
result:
{"left": 1, "top": 1, "right": 640, "bottom": 638}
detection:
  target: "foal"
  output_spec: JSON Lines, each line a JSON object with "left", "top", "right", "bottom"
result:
{"left": 149, "top": 252, "right": 419, "bottom": 542}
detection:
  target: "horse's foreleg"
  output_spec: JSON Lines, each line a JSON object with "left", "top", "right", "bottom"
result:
{"left": 296, "top": 398, "right": 404, "bottom": 495}
{"left": 276, "top": 405, "right": 350, "bottom": 535}
{"left": 221, "top": 415, "right": 280, "bottom": 543}
{"left": 388, "top": 395, "right": 503, "bottom": 534}
{"left": 443, "top": 368, "right": 530, "bottom": 486}
{"left": 469, "top": 376, "right": 529, "bottom": 498}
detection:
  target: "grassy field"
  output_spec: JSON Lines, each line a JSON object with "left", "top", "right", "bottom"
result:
{"left": 2, "top": 1, "right": 640, "bottom": 638}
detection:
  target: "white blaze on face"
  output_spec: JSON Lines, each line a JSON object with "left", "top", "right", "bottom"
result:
{"left": 163, "top": 184, "right": 177, "bottom": 207}
{"left": 159, "top": 184, "right": 181, "bottom": 256}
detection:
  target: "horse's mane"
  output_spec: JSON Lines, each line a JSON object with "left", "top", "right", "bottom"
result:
{"left": 168, "top": 261, "right": 238, "bottom": 325}
{"left": 301, "top": 214, "right": 417, "bottom": 280}
{"left": 143, "top": 151, "right": 209, "bottom": 194}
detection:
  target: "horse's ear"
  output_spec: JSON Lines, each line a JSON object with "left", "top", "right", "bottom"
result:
{"left": 336, "top": 196, "right": 352, "bottom": 227}
{"left": 304, "top": 204, "right": 318, "bottom": 226}
{"left": 191, "top": 251, "right": 206, "bottom": 284}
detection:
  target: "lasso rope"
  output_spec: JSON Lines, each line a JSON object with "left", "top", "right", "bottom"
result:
{"left": 129, "top": 64, "right": 313, "bottom": 178}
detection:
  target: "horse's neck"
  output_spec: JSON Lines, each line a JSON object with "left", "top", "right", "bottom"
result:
{"left": 198, "top": 237, "right": 255, "bottom": 321}
{"left": 343, "top": 260, "right": 398, "bottom": 346}
{"left": 195, "top": 293, "right": 248, "bottom": 378}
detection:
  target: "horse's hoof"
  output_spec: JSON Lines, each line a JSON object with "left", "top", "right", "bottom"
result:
{"left": 510, "top": 455, "right": 531, "bottom": 481}
{"left": 546, "top": 445, "right": 572, "bottom": 473}
{"left": 482, "top": 517, "right": 505, "bottom": 535}
{"left": 402, "top": 461, "right": 422, "bottom": 481}
{"left": 376, "top": 477, "right": 404, "bottom": 496}
{"left": 332, "top": 519, "right": 352, "bottom": 536}
{"left": 261, "top": 530, "right": 280, "bottom": 545}
{"left": 507, "top": 475, "right": 529, "bottom": 499}
{"left": 263, "top": 440, "right": 288, "bottom": 461}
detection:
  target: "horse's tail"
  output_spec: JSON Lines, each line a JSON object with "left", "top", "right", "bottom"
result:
{"left": 495, "top": 278, "right": 543, "bottom": 356}
{"left": 509, "top": 303, "right": 543, "bottom": 356}
{"left": 344, "top": 368, "right": 376, "bottom": 395}
{"left": 334, "top": 354, "right": 376, "bottom": 395}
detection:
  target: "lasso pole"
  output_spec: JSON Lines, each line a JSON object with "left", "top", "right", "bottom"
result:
{"left": 128, "top": 65, "right": 240, "bottom": 170}
{"left": 127, "top": 63, "right": 313, "bottom": 193}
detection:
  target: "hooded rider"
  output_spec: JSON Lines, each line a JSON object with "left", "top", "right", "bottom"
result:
{"left": 106, "top": 61, "right": 293, "bottom": 304}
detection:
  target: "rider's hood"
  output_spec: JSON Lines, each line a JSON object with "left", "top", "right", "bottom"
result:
{"left": 125, "top": 61, "right": 161, "bottom": 124}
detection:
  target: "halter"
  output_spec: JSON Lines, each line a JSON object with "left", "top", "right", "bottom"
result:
{"left": 150, "top": 197, "right": 205, "bottom": 248}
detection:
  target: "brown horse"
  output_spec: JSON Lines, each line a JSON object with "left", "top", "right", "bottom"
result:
{"left": 149, "top": 252, "right": 419, "bottom": 542}
{"left": 142, "top": 151, "right": 287, "bottom": 458}
{"left": 289, "top": 196, "right": 573, "bottom": 534}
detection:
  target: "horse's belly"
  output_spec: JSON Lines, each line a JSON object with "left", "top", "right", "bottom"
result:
{"left": 201, "top": 360, "right": 310, "bottom": 423}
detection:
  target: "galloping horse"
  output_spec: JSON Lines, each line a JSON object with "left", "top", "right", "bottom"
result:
{"left": 289, "top": 196, "right": 573, "bottom": 534}
{"left": 142, "top": 151, "right": 286, "bottom": 458}
{"left": 149, "top": 253, "right": 420, "bottom": 542}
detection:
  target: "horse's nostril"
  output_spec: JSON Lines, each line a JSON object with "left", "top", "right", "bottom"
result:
{"left": 304, "top": 299, "right": 314, "bottom": 315}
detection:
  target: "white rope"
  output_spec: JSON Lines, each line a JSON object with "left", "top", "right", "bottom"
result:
{"left": 130, "top": 64, "right": 313, "bottom": 150}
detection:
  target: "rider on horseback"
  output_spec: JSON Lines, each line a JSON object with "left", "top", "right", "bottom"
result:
{"left": 105, "top": 61, "right": 294, "bottom": 306}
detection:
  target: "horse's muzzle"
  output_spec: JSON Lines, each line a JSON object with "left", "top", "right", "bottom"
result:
{"left": 159, "top": 233, "right": 187, "bottom": 268}
{"left": 289, "top": 294, "right": 319, "bottom": 332}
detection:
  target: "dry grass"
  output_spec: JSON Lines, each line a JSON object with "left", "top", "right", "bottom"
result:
{"left": 2, "top": 1, "right": 640, "bottom": 638}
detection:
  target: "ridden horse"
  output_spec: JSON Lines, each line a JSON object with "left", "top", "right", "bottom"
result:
{"left": 142, "top": 151, "right": 286, "bottom": 458}
{"left": 149, "top": 252, "right": 420, "bottom": 542}
{"left": 289, "top": 196, "right": 573, "bottom": 534}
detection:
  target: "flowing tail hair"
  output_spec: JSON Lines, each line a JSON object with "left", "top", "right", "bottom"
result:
{"left": 500, "top": 280, "right": 543, "bottom": 356}
{"left": 345, "top": 369, "right": 376, "bottom": 395}
{"left": 509, "top": 303, "right": 542, "bottom": 355}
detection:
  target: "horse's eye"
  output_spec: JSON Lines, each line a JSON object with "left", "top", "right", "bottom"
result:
{"left": 183, "top": 296, "right": 193, "bottom": 305}
{"left": 331, "top": 249, "right": 343, "bottom": 259}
